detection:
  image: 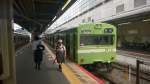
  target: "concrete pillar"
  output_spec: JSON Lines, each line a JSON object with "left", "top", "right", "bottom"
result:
{"left": 0, "top": 0, "right": 16, "bottom": 84}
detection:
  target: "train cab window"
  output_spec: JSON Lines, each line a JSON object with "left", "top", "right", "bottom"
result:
{"left": 80, "top": 34, "right": 113, "bottom": 45}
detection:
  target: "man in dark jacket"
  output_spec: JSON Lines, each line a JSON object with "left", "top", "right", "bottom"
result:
{"left": 34, "top": 44, "right": 45, "bottom": 70}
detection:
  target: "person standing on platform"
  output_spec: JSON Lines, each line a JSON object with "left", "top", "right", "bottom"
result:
{"left": 32, "top": 36, "right": 45, "bottom": 70}
{"left": 55, "top": 39, "right": 66, "bottom": 72}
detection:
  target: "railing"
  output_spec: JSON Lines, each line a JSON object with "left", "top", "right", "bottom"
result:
{"left": 136, "top": 60, "right": 150, "bottom": 84}
{"left": 116, "top": 54, "right": 150, "bottom": 84}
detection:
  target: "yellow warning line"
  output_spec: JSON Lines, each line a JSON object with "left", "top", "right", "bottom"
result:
{"left": 62, "top": 64, "right": 83, "bottom": 84}
{"left": 44, "top": 43, "right": 82, "bottom": 84}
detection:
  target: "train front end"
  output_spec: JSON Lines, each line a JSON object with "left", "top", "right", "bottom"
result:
{"left": 77, "top": 23, "right": 116, "bottom": 65}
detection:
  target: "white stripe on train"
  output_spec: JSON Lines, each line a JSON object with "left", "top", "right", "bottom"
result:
{"left": 78, "top": 48, "right": 116, "bottom": 53}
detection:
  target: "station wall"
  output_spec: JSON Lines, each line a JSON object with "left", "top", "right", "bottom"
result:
{"left": 47, "top": 0, "right": 150, "bottom": 32}
{"left": 117, "top": 20, "right": 150, "bottom": 48}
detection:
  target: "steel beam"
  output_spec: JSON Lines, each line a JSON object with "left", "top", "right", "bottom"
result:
{"left": 34, "top": 0, "right": 63, "bottom": 4}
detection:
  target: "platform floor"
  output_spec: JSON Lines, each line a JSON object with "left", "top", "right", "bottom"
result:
{"left": 15, "top": 43, "right": 104, "bottom": 84}
{"left": 44, "top": 44, "right": 103, "bottom": 84}
{"left": 16, "top": 44, "right": 69, "bottom": 84}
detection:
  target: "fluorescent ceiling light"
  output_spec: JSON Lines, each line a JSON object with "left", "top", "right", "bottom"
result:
{"left": 118, "top": 22, "right": 131, "bottom": 26}
{"left": 61, "top": 0, "right": 71, "bottom": 11}
{"left": 13, "top": 23, "right": 31, "bottom": 35}
{"left": 52, "top": 16, "right": 56, "bottom": 21}
{"left": 142, "top": 19, "right": 150, "bottom": 22}
{"left": 14, "top": 23, "right": 22, "bottom": 30}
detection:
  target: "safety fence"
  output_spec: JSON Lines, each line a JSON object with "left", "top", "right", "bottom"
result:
{"left": 136, "top": 60, "right": 150, "bottom": 84}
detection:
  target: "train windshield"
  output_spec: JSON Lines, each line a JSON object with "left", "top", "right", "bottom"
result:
{"left": 80, "top": 34, "right": 113, "bottom": 46}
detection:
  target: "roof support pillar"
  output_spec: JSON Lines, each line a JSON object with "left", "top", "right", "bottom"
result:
{"left": 0, "top": 0, "right": 16, "bottom": 84}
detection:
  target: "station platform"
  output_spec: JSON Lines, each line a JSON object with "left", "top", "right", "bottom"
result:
{"left": 15, "top": 43, "right": 105, "bottom": 84}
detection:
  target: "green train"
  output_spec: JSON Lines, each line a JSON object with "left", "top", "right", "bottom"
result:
{"left": 46, "top": 22, "right": 116, "bottom": 65}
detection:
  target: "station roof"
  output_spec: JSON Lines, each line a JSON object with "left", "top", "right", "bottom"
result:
{"left": 13, "top": 0, "right": 76, "bottom": 34}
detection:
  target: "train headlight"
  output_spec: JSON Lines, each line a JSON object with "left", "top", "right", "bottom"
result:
{"left": 108, "top": 61, "right": 111, "bottom": 63}
{"left": 104, "top": 28, "right": 113, "bottom": 33}
{"left": 111, "top": 57, "right": 114, "bottom": 60}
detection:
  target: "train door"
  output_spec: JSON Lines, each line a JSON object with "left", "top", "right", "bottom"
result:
{"left": 52, "top": 35, "right": 55, "bottom": 47}
{"left": 70, "top": 34, "right": 74, "bottom": 60}
{"left": 71, "top": 33, "right": 76, "bottom": 62}
{"left": 69, "top": 32, "right": 77, "bottom": 62}
{"left": 66, "top": 34, "right": 71, "bottom": 58}
{"left": 73, "top": 33, "right": 77, "bottom": 62}
{"left": 53, "top": 35, "right": 57, "bottom": 48}
{"left": 62, "top": 34, "right": 66, "bottom": 47}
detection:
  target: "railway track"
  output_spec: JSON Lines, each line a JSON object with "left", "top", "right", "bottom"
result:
{"left": 84, "top": 62, "right": 150, "bottom": 84}
{"left": 117, "top": 50, "right": 150, "bottom": 59}
{"left": 82, "top": 49, "right": 150, "bottom": 84}
{"left": 112, "top": 63, "right": 150, "bottom": 83}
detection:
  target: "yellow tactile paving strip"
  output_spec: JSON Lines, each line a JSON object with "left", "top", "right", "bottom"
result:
{"left": 62, "top": 64, "right": 82, "bottom": 84}
{"left": 66, "top": 62, "right": 99, "bottom": 84}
